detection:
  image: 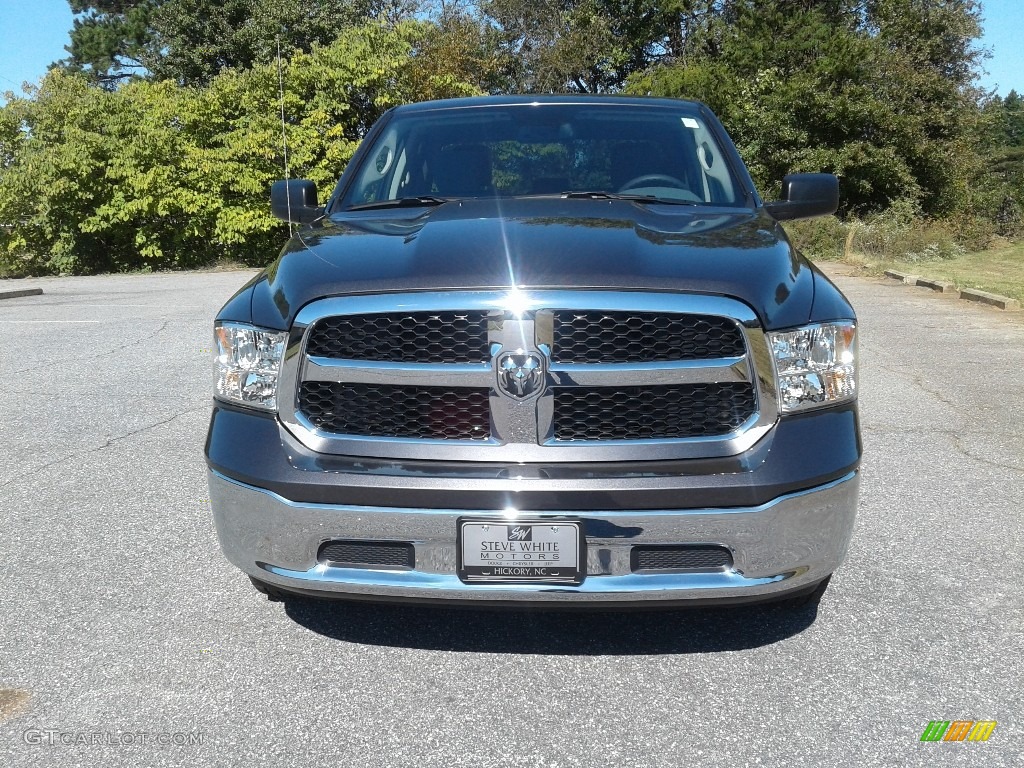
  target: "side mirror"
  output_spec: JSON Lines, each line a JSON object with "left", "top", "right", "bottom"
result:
{"left": 270, "top": 179, "right": 323, "bottom": 224}
{"left": 765, "top": 173, "right": 839, "bottom": 221}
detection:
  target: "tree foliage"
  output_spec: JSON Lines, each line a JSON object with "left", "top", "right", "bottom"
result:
{"left": 64, "top": 0, "right": 154, "bottom": 84}
{"left": 144, "top": 0, "right": 385, "bottom": 85}
{"left": 475, "top": 0, "right": 650, "bottom": 93}
{"left": 977, "top": 90, "right": 1024, "bottom": 235}
{"left": 0, "top": 1, "right": 1008, "bottom": 275}
{"left": 1, "top": 22, "right": 479, "bottom": 275}
{"left": 63, "top": 0, "right": 403, "bottom": 86}
{"left": 626, "top": 0, "right": 986, "bottom": 216}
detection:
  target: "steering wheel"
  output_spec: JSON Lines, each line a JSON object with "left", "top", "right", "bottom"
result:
{"left": 618, "top": 173, "right": 689, "bottom": 192}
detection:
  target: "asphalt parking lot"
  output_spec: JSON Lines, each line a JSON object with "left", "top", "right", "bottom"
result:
{"left": 0, "top": 265, "right": 1021, "bottom": 767}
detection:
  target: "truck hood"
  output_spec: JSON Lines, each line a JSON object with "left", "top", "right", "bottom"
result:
{"left": 247, "top": 198, "right": 817, "bottom": 330}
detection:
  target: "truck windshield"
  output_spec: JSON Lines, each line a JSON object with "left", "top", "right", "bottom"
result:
{"left": 339, "top": 103, "right": 746, "bottom": 209}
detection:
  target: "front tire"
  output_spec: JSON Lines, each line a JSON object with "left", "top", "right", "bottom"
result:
{"left": 249, "top": 575, "right": 287, "bottom": 602}
{"left": 781, "top": 575, "right": 832, "bottom": 609}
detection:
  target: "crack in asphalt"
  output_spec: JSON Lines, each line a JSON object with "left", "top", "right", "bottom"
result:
{"left": 950, "top": 434, "right": 1024, "bottom": 474}
{"left": 0, "top": 405, "right": 209, "bottom": 490}
{"left": 862, "top": 425, "right": 1017, "bottom": 438}
{"left": 868, "top": 362, "right": 969, "bottom": 412}
{"left": 7, "top": 320, "right": 170, "bottom": 376}
{"left": 862, "top": 425, "right": 1024, "bottom": 474}
{"left": 909, "top": 374, "right": 962, "bottom": 410}
{"left": 861, "top": 359, "right": 1024, "bottom": 473}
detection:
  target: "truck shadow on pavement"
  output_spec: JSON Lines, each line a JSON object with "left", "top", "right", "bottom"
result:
{"left": 282, "top": 599, "right": 819, "bottom": 654}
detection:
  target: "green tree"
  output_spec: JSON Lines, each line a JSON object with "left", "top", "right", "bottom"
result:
{"left": 865, "top": 0, "right": 986, "bottom": 214}
{"left": 62, "top": 0, "right": 405, "bottom": 86}
{"left": 408, "top": 7, "right": 509, "bottom": 96}
{"left": 1002, "top": 91, "right": 1024, "bottom": 145}
{"left": 977, "top": 91, "right": 1024, "bottom": 235}
{"left": 144, "top": 0, "right": 381, "bottom": 85}
{"left": 628, "top": 0, "right": 986, "bottom": 215}
{"left": 467, "top": 0, "right": 672, "bottom": 93}
{"left": 1, "top": 22, "right": 479, "bottom": 276}
{"left": 63, "top": 0, "right": 155, "bottom": 84}
{"left": 981, "top": 90, "right": 1024, "bottom": 148}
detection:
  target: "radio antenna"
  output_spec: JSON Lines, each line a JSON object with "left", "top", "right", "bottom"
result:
{"left": 276, "top": 37, "right": 293, "bottom": 237}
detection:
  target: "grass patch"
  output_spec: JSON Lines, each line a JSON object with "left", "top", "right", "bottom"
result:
{"left": 869, "top": 239, "right": 1024, "bottom": 304}
{"left": 786, "top": 214, "right": 1024, "bottom": 305}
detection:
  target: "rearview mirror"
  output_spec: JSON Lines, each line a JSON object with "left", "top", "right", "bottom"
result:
{"left": 765, "top": 173, "right": 839, "bottom": 221}
{"left": 270, "top": 179, "right": 323, "bottom": 224}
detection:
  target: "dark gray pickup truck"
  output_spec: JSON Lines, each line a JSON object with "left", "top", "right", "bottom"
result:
{"left": 205, "top": 95, "right": 859, "bottom": 608}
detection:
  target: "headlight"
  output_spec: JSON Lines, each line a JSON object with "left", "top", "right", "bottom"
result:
{"left": 768, "top": 321, "right": 857, "bottom": 413}
{"left": 213, "top": 322, "right": 288, "bottom": 411}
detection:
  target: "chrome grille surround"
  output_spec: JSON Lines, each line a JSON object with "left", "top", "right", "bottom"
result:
{"left": 277, "top": 291, "right": 779, "bottom": 462}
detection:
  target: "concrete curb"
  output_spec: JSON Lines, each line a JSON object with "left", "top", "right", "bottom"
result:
{"left": 884, "top": 269, "right": 919, "bottom": 285}
{"left": 917, "top": 277, "right": 957, "bottom": 294}
{"left": 960, "top": 288, "right": 1021, "bottom": 311}
{"left": 883, "top": 271, "right": 1020, "bottom": 311}
{"left": 0, "top": 287, "right": 43, "bottom": 301}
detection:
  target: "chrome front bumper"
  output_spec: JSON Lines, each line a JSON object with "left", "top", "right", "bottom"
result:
{"left": 209, "top": 468, "right": 859, "bottom": 605}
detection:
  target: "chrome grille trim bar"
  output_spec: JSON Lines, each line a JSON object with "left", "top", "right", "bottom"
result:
{"left": 303, "top": 358, "right": 494, "bottom": 387}
{"left": 277, "top": 291, "right": 779, "bottom": 462}
{"left": 547, "top": 357, "right": 749, "bottom": 387}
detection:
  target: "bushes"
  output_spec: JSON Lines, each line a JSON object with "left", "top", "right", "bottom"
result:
{"left": 784, "top": 200, "right": 993, "bottom": 266}
{"left": 854, "top": 200, "right": 964, "bottom": 262}
{"left": 782, "top": 216, "right": 851, "bottom": 262}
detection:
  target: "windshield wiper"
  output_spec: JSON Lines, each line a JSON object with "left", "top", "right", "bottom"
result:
{"left": 561, "top": 191, "right": 699, "bottom": 206}
{"left": 345, "top": 196, "right": 452, "bottom": 212}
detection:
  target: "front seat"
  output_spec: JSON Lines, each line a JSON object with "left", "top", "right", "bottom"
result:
{"left": 432, "top": 144, "right": 494, "bottom": 197}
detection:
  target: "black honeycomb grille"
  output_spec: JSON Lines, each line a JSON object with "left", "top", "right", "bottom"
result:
{"left": 299, "top": 382, "right": 490, "bottom": 440}
{"left": 552, "top": 311, "right": 745, "bottom": 363}
{"left": 631, "top": 546, "right": 732, "bottom": 572}
{"left": 553, "top": 383, "right": 756, "bottom": 441}
{"left": 306, "top": 311, "right": 490, "bottom": 363}
{"left": 318, "top": 540, "right": 415, "bottom": 569}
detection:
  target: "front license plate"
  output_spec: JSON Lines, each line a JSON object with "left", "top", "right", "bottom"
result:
{"left": 458, "top": 519, "right": 585, "bottom": 585}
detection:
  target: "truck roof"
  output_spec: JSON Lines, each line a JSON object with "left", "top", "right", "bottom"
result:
{"left": 392, "top": 94, "right": 706, "bottom": 114}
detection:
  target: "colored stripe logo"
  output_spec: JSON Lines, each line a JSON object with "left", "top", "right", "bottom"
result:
{"left": 920, "top": 721, "right": 997, "bottom": 742}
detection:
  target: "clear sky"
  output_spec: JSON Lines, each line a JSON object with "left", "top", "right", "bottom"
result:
{"left": 0, "top": 0, "right": 1022, "bottom": 101}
